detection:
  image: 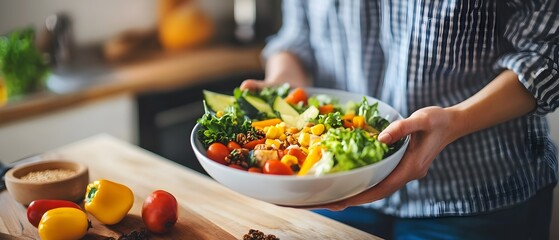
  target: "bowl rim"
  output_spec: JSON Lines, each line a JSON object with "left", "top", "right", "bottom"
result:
{"left": 5, "top": 159, "right": 88, "bottom": 186}
{"left": 191, "top": 86, "right": 410, "bottom": 180}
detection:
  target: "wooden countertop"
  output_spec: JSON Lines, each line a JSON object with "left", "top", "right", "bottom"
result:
{"left": 0, "top": 46, "right": 263, "bottom": 126}
{"left": 0, "top": 134, "right": 379, "bottom": 239}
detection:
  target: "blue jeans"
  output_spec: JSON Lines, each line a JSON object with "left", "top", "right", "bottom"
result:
{"left": 313, "top": 183, "right": 556, "bottom": 240}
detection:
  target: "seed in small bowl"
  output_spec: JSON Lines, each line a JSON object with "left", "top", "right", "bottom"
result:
{"left": 20, "top": 169, "right": 77, "bottom": 183}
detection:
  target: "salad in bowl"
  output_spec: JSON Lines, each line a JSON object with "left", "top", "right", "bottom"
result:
{"left": 191, "top": 84, "right": 408, "bottom": 206}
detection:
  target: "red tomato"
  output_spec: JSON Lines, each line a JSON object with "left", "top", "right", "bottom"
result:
{"left": 242, "top": 138, "right": 265, "bottom": 150}
{"left": 248, "top": 167, "right": 262, "bottom": 173}
{"left": 142, "top": 190, "right": 178, "bottom": 234}
{"left": 284, "top": 88, "right": 308, "bottom": 106}
{"left": 27, "top": 200, "right": 82, "bottom": 227}
{"left": 263, "top": 160, "right": 293, "bottom": 175}
{"left": 207, "top": 142, "right": 229, "bottom": 165}
{"left": 342, "top": 117, "right": 354, "bottom": 129}
{"left": 227, "top": 141, "right": 242, "bottom": 151}
{"left": 287, "top": 148, "right": 307, "bottom": 166}
{"left": 228, "top": 164, "right": 246, "bottom": 170}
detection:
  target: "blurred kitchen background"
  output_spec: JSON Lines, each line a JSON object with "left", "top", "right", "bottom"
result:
{"left": 0, "top": 0, "right": 280, "bottom": 170}
{"left": 0, "top": 0, "right": 557, "bottom": 238}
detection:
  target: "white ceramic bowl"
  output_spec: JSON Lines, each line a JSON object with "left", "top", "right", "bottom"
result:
{"left": 191, "top": 88, "right": 409, "bottom": 206}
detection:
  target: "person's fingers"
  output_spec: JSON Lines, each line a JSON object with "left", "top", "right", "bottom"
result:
{"left": 240, "top": 79, "right": 267, "bottom": 91}
{"left": 378, "top": 115, "right": 424, "bottom": 144}
{"left": 302, "top": 153, "right": 413, "bottom": 211}
{"left": 332, "top": 158, "right": 411, "bottom": 210}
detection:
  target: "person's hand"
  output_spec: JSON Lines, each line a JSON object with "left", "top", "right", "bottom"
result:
{"left": 307, "top": 106, "right": 460, "bottom": 211}
{"left": 240, "top": 52, "right": 310, "bottom": 92}
{"left": 240, "top": 79, "right": 276, "bottom": 92}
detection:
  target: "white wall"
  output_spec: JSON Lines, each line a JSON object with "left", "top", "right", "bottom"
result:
{"left": 0, "top": 0, "right": 157, "bottom": 46}
{"left": 0, "top": 0, "right": 234, "bottom": 46}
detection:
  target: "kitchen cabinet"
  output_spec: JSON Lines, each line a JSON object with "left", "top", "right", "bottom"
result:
{"left": 0, "top": 94, "right": 136, "bottom": 164}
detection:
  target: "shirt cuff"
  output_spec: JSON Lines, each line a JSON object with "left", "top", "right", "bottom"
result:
{"left": 496, "top": 53, "right": 559, "bottom": 116}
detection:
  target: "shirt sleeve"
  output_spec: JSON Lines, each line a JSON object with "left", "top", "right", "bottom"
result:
{"left": 262, "top": 0, "right": 315, "bottom": 73}
{"left": 495, "top": 0, "right": 559, "bottom": 115}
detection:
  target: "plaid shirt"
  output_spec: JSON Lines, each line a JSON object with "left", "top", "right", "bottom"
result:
{"left": 263, "top": 0, "right": 559, "bottom": 217}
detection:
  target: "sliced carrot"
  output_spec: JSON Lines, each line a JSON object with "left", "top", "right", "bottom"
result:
{"left": 284, "top": 88, "right": 308, "bottom": 106}
{"left": 242, "top": 138, "right": 266, "bottom": 150}
{"left": 251, "top": 118, "right": 282, "bottom": 128}
{"left": 318, "top": 104, "right": 335, "bottom": 114}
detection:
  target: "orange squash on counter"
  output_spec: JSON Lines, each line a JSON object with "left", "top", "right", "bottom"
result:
{"left": 158, "top": 1, "right": 214, "bottom": 51}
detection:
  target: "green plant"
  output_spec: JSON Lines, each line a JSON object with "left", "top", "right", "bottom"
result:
{"left": 0, "top": 28, "right": 49, "bottom": 99}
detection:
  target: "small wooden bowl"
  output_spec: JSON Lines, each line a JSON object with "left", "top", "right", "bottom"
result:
{"left": 5, "top": 160, "right": 89, "bottom": 206}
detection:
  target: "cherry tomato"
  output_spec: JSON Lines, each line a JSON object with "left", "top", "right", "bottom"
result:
{"left": 227, "top": 141, "right": 242, "bottom": 151}
{"left": 207, "top": 142, "right": 229, "bottom": 165}
{"left": 287, "top": 148, "right": 307, "bottom": 166}
{"left": 242, "top": 138, "right": 265, "bottom": 150}
{"left": 27, "top": 200, "right": 82, "bottom": 227}
{"left": 263, "top": 160, "right": 293, "bottom": 175}
{"left": 142, "top": 190, "right": 178, "bottom": 234}
{"left": 228, "top": 164, "right": 246, "bottom": 171}
{"left": 284, "top": 88, "right": 308, "bottom": 106}
{"left": 248, "top": 167, "right": 262, "bottom": 173}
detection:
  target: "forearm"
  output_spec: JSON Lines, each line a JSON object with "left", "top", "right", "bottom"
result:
{"left": 264, "top": 52, "right": 311, "bottom": 88}
{"left": 447, "top": 70, "right": 536, "bottom": 140}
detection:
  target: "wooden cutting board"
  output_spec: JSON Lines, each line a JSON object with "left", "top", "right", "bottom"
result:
{"left": 0, "top": 190, "right": 236, "bottom": 240}
{"left": 1, "top": 135, "right": 380, "bottom": 240}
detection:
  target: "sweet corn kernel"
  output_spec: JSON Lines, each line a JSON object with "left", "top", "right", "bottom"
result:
{"left": 276, "top": 125, "right": 285, "bottom": 135}
{"left": 311, "top": 124, "right": 325, "bottom": 135}
{"left": 310, "top": 137, "right": 321, "bottom": 147}
{"left": 298, "top": 132, "right": 311, "bottom": 147}
{"left": 286, "top": 127, "right": 299, "bottom": 134}
{"left": 216, "top": 111, "right": 224, "bottom": 118}
{"left": 265, "top": 139, "right": 281, "bottom": 149}
{"left": 266, "top": 126, "right": 280, "bottom": 139}
{"left": 300, "top": 147, "right": 309, "bottom": 154}
{"left": 281, "top": 154, "right": 299, "bottom": 166}
{"left": 301, "top": 127, "right": 311, "bottom": 134}
{"left": 279, "top": 133, "right": 287, "bottom": 141}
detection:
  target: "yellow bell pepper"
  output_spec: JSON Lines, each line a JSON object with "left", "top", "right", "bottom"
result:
{"left": 38, "top": 207, "right": 90, "bottom": 240}
{"left": 298, "top": 147, "right": 323, "bottom": 176}
{"left": 352, "top": 116, "right": 366, "bottom": 129}
{"left": 84, "top": 179, "right": 134, "bottom": 225}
